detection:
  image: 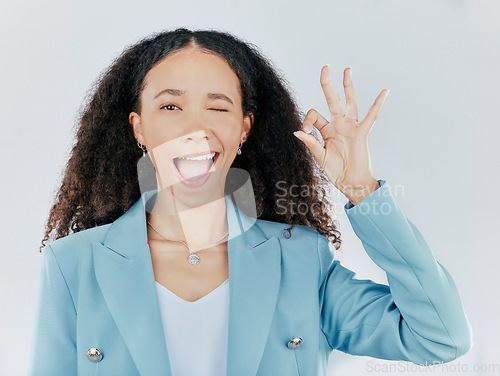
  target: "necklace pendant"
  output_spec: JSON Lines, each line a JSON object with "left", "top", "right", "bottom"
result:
{"left": 188, "top": 253, "right": 200, "bottom": 265}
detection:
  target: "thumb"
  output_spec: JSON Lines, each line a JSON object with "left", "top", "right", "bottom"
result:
{"left": 293, "top": 131, "right": 326, "bottom": 165}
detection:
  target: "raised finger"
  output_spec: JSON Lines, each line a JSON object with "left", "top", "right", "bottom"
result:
{"left": 344, "top": 68, "right": 359, "bottom": 121}
{"left": 360, "top": 89, "right": 390, "bottom": 132}
{"left": 320, "top": 65, "right": 344, "bottom": 118}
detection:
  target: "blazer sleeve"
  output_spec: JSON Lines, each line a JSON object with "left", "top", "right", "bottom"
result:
{"left": 318, "top": 179, "right": 473, "bottom": 365}
{"left": 28, "top": 244, "right": 77, "bottom": 376}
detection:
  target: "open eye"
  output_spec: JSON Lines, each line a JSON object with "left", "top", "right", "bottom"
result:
{"left": 160, "top": 104, "right": 179, "bottom": 111}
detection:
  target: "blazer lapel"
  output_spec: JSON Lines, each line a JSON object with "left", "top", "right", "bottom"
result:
{"left": 93, "top": 189, "right": 282, "bottom": 376}
{"left": 224, "top": 193, "right": 282, "bottom": 376}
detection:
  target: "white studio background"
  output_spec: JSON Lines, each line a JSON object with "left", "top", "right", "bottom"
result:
{"left": 1, "top": 1, "right": 498, "bottom": 375}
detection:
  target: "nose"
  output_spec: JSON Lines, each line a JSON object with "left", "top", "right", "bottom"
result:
{"left": 183, "top": 131, "right": 209, "bottom": 144}
{"left": 186, "top": 134, "right": 208, "bottom": 141}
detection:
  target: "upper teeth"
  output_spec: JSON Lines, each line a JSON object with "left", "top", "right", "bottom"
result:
{"left": 177, "top": 152, "right": 216, "bottom": 161}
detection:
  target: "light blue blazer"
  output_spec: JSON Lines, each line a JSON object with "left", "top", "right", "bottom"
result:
{"left": 28, "top": 179, "right": 473, "bottom": 376}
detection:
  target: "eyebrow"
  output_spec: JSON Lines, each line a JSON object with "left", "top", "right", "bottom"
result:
{"left": 153, "top": 88, "right": 234, "bottom": 106}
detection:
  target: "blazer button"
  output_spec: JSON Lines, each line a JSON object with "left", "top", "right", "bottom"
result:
{"left": 287, "top": 337, "right": 302, "bottom": 349}
{"left": 282, "top": 229, "right": 291, "bottom": 239}
{"left": 86, "top": 348, "right": 103, "bottom": 362}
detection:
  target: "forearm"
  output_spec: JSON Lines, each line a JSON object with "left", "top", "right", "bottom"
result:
{"left": 343, "top": 179, "right": 473, "bottom": 362}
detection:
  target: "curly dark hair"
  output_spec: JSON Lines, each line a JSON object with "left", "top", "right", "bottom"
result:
{"left": 39, "top": 27, "right": 342, "bottom": 253}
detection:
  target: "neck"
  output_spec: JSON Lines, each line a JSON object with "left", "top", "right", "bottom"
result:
{"left": 146, "top": 190, "right": 229, "bottom": 252}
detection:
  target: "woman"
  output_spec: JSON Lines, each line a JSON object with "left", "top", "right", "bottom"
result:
{"left": 28, "top": 28, "right": 472, "bottom": 376}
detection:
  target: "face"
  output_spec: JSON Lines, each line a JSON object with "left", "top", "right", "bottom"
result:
{"left": 129, "top": 46, "right": 253, "bottom": 208}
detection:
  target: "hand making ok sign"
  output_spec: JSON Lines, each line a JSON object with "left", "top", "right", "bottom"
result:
{"left": 293, "top": 65, "right": 389, "bottom": 205}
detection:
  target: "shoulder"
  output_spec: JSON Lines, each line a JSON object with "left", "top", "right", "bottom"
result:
{"left": 256, "top": 217, "right": 330, "bottom": 272}
{"left": 255, "top": 217, "right": 320, "bottom": 244}
{"left": 43, "top": 223, "right": 113, "bottom": 272}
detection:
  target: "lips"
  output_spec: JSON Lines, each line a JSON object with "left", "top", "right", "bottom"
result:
{"left": 173, "top": 152, "right": 219, "bottom": 181}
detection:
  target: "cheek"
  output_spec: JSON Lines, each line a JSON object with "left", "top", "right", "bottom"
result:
{"left": 214, "top": 117, "right": 244, "bottom": 148}
{"left": 218, "top": 130, "right": 241, "bottom": 152}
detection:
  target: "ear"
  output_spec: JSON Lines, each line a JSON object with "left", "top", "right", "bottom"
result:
{"left": 129, "top": 111, "right": 144, "bottom": 144}
{"left": 242, "top": 113, "right": 254, "bottom": 138}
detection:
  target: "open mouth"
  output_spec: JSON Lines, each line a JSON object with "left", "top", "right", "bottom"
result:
{"left": 172, "top": 151, "right": 219, "bottom": 185}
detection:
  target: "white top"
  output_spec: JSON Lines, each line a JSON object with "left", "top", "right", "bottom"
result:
{"left": 155, "top": 278, "right": 230, "bottom": 376}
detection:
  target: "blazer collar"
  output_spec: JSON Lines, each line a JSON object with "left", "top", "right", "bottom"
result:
{"left": 92, "top": 190, "right": 282, "bottom": 376}
{"left": 102, "top": 189, "right": 268, "bottom": 259}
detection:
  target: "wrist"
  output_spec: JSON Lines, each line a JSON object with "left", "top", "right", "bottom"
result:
{"left": 342, "top": 179, "right": 380, "bottom": 206}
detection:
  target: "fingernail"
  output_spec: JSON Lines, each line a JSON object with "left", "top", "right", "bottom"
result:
{"left": 293, "top": 131, "right": 301, "bottom": 138}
